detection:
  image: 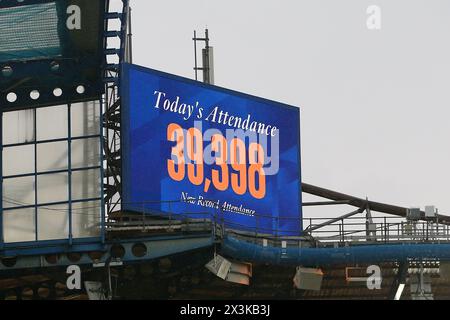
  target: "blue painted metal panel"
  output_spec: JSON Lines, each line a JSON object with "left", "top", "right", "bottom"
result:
{"left": 1, "top": 237, "right": 103, "bottom": 257}
{"left": 0, "top": 235, "right": 213, "bottom": 271}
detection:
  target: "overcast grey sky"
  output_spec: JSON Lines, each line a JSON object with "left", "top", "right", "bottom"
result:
{"left": 127, "top": 0, "right": 450, "bottom": 215}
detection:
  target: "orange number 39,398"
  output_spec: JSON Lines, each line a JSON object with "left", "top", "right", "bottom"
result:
{"left": 167, "top": 123, "right": 266, "bottom": 200}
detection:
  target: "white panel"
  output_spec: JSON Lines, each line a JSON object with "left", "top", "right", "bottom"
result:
{"left": 37, "top": 173, "right": 68, "bottom": 204}
{"left": 2, "top": 109, "right": 35, "bottom": 145}
{"left": 37, "top": 204, "right": 69, "bottom": 240}
{"left": 3, "top": 208, "right": 36, "bottom": 243}
{"left": 3, "top": 145, "right": 34, "bottom": 176}
{"left": 71, "top": 169, "right": 101, "bottom": 200}
{"left": 71, "top": 138, "right": 100, "bottom": 169}
{"left": 72, "top": 201, "right": 101, "bottom": 238}
{"left": 3, "top": 176, "right": 35, "bottom": 208}
{"left": 36, "top": 105, "right": 68, "bottom": 141}
{"left": 71, "top": 101, "right": 100, "bottom": 137}
{"left": 37, "top": 141, "right": 68, "bottom": 172}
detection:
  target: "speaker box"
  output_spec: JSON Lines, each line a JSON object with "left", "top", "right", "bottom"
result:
{"left": 293, "top": 267, "right": 324, "bottom": 291}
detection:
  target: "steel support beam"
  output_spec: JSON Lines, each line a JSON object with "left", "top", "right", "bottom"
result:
{"left": 302, "top": 183, "right": 450, "bottom": 224}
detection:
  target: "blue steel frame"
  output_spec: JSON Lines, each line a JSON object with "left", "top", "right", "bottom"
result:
{"left": 0, "top": 0, "right": 130, "bottom": 256}
{"left": 0, "top": 101, "right": 104, "bottom": 256}
{"left": 0, "top": 0, "right": 118, "bottom": 256}
{"left": 103, "top": 0, "right": 129, "bottom": 214}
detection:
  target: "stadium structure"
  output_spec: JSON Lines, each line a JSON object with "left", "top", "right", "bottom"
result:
{"left": 0, "top": 0, "right": 450, "bottom": 300}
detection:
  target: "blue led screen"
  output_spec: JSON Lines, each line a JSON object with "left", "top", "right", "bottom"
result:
{"left": 121, "top": 63, "right": 302, "bottom": 235}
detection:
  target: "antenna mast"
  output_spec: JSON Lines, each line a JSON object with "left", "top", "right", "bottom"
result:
{"left": 193, "top": 28, "right": 214, "bottom": 84}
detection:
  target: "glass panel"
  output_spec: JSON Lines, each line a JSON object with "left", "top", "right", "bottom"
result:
{"left": 2, "top": 109, "right": 35, "bottom": 145}
{"left": 71, "top": 101, "right": 100, "bottom": 137}
{"left": 72, "top": 201, "right": 101, "bottom": 238}
{"left": 71, "top": 169, "right": 101, "bottom": 200}
{"left": 3, "top": 208, "right": 36, "bottom": 243}
{"left": 37, "top": 173, "right": 68, "bottom": 204}
{"left": 3, "top": 176, "right": 35, "bottom": 209}
{"left": 3, "top": 145, "right": 34, "bottom": 176}
{"left": 71, "top": 138, "right": 100, "bottom": 169}
{"left": 36, "top": 105, "right": 68, "bottom": 141}
{"left": 37, "top": 204, "right": 69, "bottom": 240}
{"left": 37, "top": 141, "right": 68, "bottom": 172}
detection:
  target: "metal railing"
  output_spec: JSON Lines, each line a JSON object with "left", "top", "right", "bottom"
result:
{"left": 104, "top": 199, "right": 450, "bottom": 245}
{"left": 105, "top": 200, "right": 214, "bottom": 236}
{"left": 303, "top": 216, "right": 450, "bottom": 244}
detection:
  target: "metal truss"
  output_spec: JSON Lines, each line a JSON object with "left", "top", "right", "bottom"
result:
{"left": 103, "top": 0, "right": 130, "bottom": 215}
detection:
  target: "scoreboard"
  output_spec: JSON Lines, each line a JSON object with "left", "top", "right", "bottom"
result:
{"left": 121, "top": 64, "right": 302, "bottom": 235}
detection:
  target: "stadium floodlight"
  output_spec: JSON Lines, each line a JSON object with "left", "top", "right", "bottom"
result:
{"left": 394, "top": 283, "right": 405, "bottom": 300}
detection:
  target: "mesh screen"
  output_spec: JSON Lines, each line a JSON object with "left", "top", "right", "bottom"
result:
{"left": 0, "top": 2, "right": 61, "bottom": 62}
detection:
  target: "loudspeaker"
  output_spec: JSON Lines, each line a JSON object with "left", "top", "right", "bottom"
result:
{"left": 205, "top": 254, "right": 252, "bottom": 285}
{"left": 293, "top": 267, "right": 323, "bottom": 291}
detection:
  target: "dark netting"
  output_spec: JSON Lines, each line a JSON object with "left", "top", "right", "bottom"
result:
{"left": 0, "top": 2, "right": 62, "bottom": 62}
{"left": 0, "top": 0, "right": 106, "bottom": 110}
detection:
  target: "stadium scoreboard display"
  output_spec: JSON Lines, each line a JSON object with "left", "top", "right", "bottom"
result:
{"left": 121, "top": 63, "right": 302, "bottom": 236}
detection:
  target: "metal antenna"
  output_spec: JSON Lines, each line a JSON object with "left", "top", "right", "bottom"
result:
{"left": 125, "top": 6, "right": 133, "bottom": 63}
{"left": 193, "top": 30, "right": 198, "bottom": 81}
{"left": 193, "top": 28, "right": 214, "bottom": 84}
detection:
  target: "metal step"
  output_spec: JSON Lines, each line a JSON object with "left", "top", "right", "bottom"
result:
{"left": 105, "top": 48, "right": 120, "bottom": 56}
{"left": 105, "top": 64, "right": 120, "bottom": 72}
{"left": 104, "top": 12, "right": 123, "bottom": 20}
{"left": 103, "top": 76, "right": 118, "bottom": 84}
{"left": 104, "top": 30, "right": 121, "bottom": 38}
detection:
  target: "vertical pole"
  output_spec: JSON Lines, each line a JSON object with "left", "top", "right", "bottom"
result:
{"left": 169, "top": 201, "right": 172, "bottom": 229}
{"left": 436, "top": 223, "right": 440, "bottom": 238}
{"left": 34, "top": 109, "right": 38, "bottom": 242}
{"left": 142, "top": 202, "right": 145, "bottom": 232}
{"left": 401, "top": 221, "right": 403, "bottom": 240}
{"left": 0, "top": 111, "right": 3, "bottom": 248}
{"left": 68, "top": 103, "right": 73, "bottom": 245}
{"left": 100, "top": 98, "right": 106, "bottom": 244}
{"left": 104, "top": 7, "right": 111, "bottom": 217}
{"left": 255, "top": 214, "right": 258, "bottom": 239}
{"left": 108, "top": 264, "right": 113, "bottom": 300}
{"left": 104, "top": 94, "right": 109, "bottom": 217}
{"left": 127, "top": 7, "right": 133, "bottom": 63}
{"left": 203, "top": 29, "right": 210, "bottom": 84}
{"left": 120, "top": 0, "right": 129, "bottom": 66}
{"left": 193, "top": 30, "right": 198, "bottom": 81}
{"left": 221, "top": 206, "right": 224, "bottom": 238}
